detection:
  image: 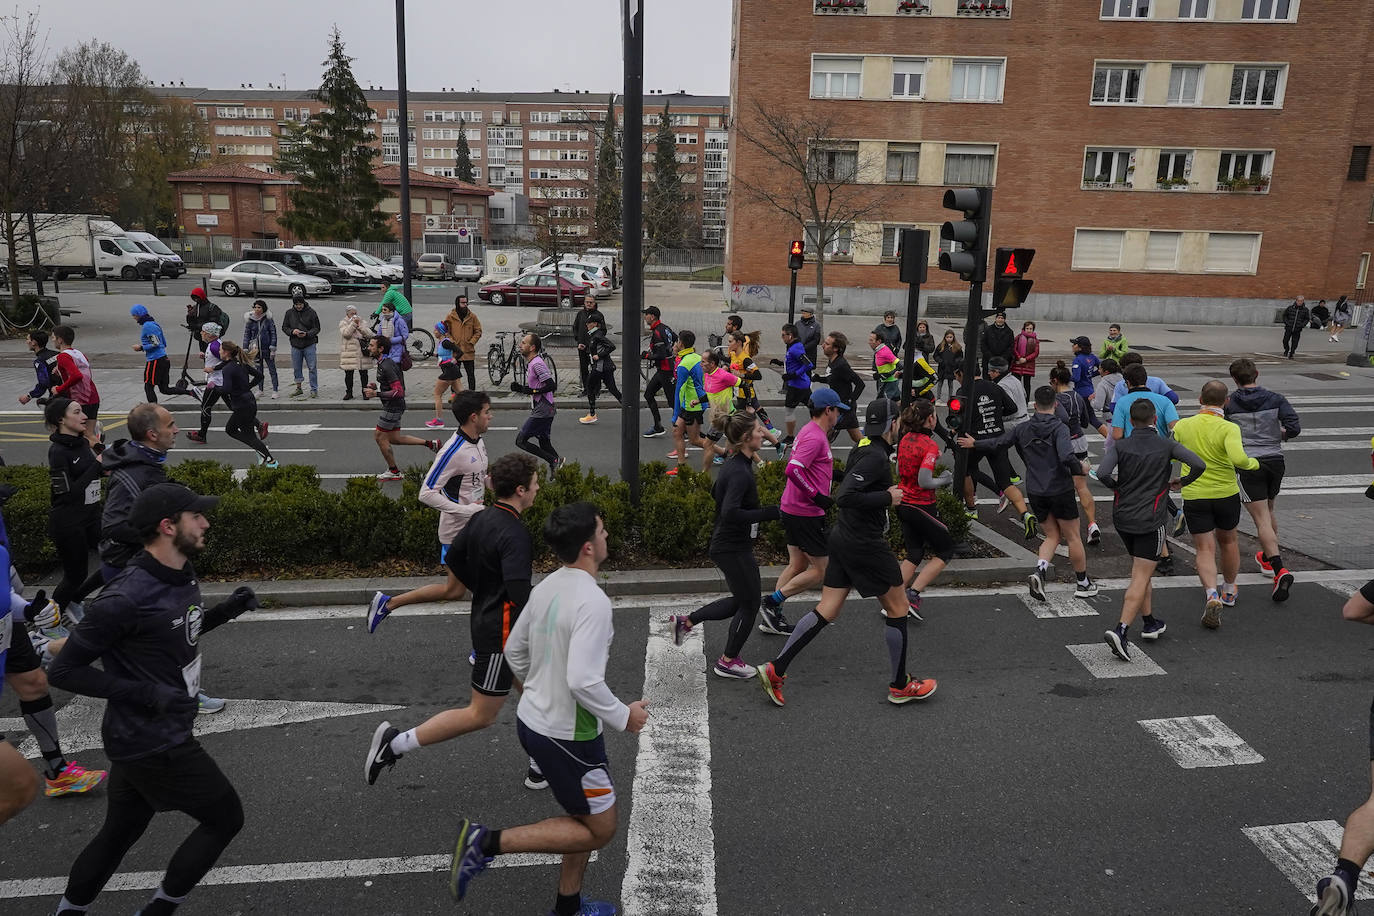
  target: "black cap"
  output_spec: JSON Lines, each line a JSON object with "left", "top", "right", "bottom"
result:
{"left": 988, "top": 356, "right": 1010, "bottom": 374}
{"left": 129, "top": 483, "right": 219, "bottom": 537}
{"left": 862, "top": 397, "right": 896, "bottom": 438}
{"left": 292, "top": 293, "right": 306, "bottom": 304}
{"left": 642, "top": 305, "right": 660, "bottom": 318}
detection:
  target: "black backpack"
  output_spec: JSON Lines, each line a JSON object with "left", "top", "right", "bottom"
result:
{"left": 215, "top": 305, "right": 232, "bottom": 335}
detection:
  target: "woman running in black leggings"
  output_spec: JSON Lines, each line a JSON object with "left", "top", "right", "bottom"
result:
{"left": 669, "top": 413, "right": 779, "bottom": 679}
{"left": 217, "top": 341, "right": 277, "bottom": 468}
{"left": 45, "top": 398, "right": 102, "bottom": 613}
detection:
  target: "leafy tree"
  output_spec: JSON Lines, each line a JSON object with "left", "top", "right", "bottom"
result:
{"left": 643, "top": 100, "right": 692, "bottom": 269}
{"left": 592, "top": 94, "right": 621, "bottom": 246}
{"left": 453, "top": 117, "right": 475, "bottom": 184}
{"left": 276, "top": 27, "right": 390, "bottom": 242}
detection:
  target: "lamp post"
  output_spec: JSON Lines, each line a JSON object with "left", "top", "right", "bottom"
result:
{"left": 395, "top": 0, "right": 413, "bottom": 301}
{"left": 621, "top": 0, "right": 644, "bottom": 504}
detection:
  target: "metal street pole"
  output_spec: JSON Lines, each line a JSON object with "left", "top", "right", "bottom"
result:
{"left": 787, "top": 267, "right": 798, "bottom": 325}
{"left": 395, "top": 0, "right": 413, "bottom": 301}
{"left": 952, "top": 278, "right": 984, "bottom": 497}
{"left": 898, "top": 229, "right": 929, "bottom": 410}
{"left": 621, "top": 0, "right": 644, "bottom": 504}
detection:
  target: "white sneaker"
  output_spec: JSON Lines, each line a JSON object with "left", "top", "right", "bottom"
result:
{"left": 375, "top": 469, "right": 403, "bottom": 481}
{"left": 1075, "top": 578, "right": 1099, "bottom": 598}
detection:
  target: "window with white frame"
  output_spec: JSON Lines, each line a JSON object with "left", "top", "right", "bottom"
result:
{"left": 1083, "top": 148, "right": 1133, "bottom": 186}
{"left": 881, "top": 225, "right": 918, "bottom": 260}
{"left": 1358, "top": 252, "right": 1370, "bottom": 289}
{"left": 950, "top": 60, "right": 1003, "bottom": 102}
{"left": 1092, "top": 64, "right": 1144, "bottom": 103}
{"left": 943, "top": 144, "right": 996, "bottom": 184}
{"left": 892, "top": 59, "right": 924, "bottom": 99}
{"left": 1156, "top": 150, "right": 1192, "bottom": 184}
{"left": 1145, "top": 231, "right": 1181, "bottom": 270}
{"left": 676, "top": 134, "right": 698, "bottom": 144}
{"left": 1230, "top": 66, "right": 1283, "bottom": 106}
{"left": 1203, "top": 232, "right": 1260, "bottom": 272}
{"left": 806, "top": 224, "right": 854, "bottom": 259}
{"left": 1177, "top": 0, "right": 1210, "bottom": 16}
{"left": 1168, "top": 65, "right": 1202, "bottom": 105}
{"left": 1217, "top": 150, "right": 1271, "bottom": 180}
{"left": 1101, "top": 0, "right": 1151, "bottom": 17}
{"left": 529, "top": 111, "right": 559, "bottom": 123}
{"left": 811, "top": 144, "right": 859, "bottom": 182}
{"left": 282, "top": 107, "right": 297, "bottom": 121}
{"left": 1241, "top": 0, "right": 1293, "bottom": 20}
{"left": 1072, "top": 229, "right": 1126, "bottom": 269}
{"left": 886, "top": 144, "right": 920, "bottom": 182}
{"left": 812, "top": 56, "right": 862, "bottom": 99}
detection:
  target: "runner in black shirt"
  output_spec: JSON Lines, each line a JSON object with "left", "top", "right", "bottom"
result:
{"left": 955, "top": 366, "right": 1037, "bottom": 538}
{"left": 813, "top": 331, "right": 866, "bottom": 444}
{"left": 47, "top": 483, "right": 258, "bottom": 916}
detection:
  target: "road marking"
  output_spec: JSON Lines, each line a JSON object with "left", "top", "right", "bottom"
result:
{"left": 1324, "top": 581, "right": 1359, "bottom": 599}
{"left": 182, "top": 447, "right": 321, "bottom": 453}
{"left": 1065, "top": 642, "right": 1166, "bottom": 678}
{"left": 0, "top": 696, "right": 402, "bottom": 760}
{"left": 1243, "top": 821, "right": 1374, "bottom": 904}
{"left": 622, "top": 607, "right": 718, "bottom": 916}
{"left": 1279, "top": 475, "right": 1374, "bottom": 488}
{"left": 258, "top": 423, "right": 320, "bottom": 434}
{"left": 0, "top": 851, "right": 589, "bottom": 898}
{"left": 1137, "top": 715, "right": 1264, "bottom": 768}
{"left": 1020, "top": 590, "right": 1100, "bottom": 618}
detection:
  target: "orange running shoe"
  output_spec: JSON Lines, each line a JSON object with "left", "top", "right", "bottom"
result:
{"left": 45, "top": 762, "right": 108, "bottom": 797}
{"left": 888, "top": 677, "right": 938, "bottom": 705}
{"left": 758, "top": 661, "right": 786, "bottom": 707}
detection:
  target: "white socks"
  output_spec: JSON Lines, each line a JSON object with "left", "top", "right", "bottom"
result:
{"left": 390, "top": 728, "right": 421, "bottom": 755}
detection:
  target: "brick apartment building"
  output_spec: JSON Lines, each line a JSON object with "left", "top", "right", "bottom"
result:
{"left": 725, "top": 0, "right": 1374, "bottom": 324}
{"left": 149, "top": 86, "right": 730, "bottom": 248}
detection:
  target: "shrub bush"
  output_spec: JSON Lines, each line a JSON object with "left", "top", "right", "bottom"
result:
{"left": 168, "top": 460, "right": 238, "bottom": 496}
{"left": 0, "top": 465, "right": 55, "bottom": 569}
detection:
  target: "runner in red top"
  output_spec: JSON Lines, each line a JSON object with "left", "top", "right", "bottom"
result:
{"left": 894, "top": 400, "right": 956, "bottom": 620}
{"left": 51, "top": 325, "right": 102, "bottom": 450}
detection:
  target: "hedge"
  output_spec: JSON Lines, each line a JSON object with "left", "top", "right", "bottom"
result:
{"left": 0, "top": 455, "right": 973, "bottom": 578}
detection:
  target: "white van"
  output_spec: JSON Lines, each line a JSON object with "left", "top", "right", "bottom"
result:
{"left": 124, "top": 231, "right": 186, "bottom": 278}
{"left": 296, "top": 246, "right": 398, "bottom": 284}
{"left": 290, "top": 247, "right": 370, "bottom": 285}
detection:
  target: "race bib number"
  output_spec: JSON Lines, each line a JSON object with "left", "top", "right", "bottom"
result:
{"left": 181, "top": 655, "right": 202, "bottom": 698}
{"left": 750, "top": 523, "right": 759, "bottom": 540}
{"left": 84, "top": 479, "right": 101, "bottom": 505}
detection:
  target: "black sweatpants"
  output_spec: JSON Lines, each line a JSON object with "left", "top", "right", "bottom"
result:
{"left": 587, "top": 366, "right": 623, "bottom": 414}
{"left": 49, "top": 513, "right": 99, "bottom": 610}
{"left": 343, "top": 368, "right": 370, "bottom": 397}
{"left": 1282, "top": 326, "right": 1303, "bottom": 356}
{"left": 459, "top": 359, "right": 476, "bottom": 390}
{"left": 142, "top": 357, "right": 180, "bottom": 403}
{"left": 688, "top": 550, "right": 762, "bottom": 660}
{"left": 225, "top": 406, "right": 271, "bottom": 460}
{"left": 644, "top": 367, "right": 675, "bottom": 427}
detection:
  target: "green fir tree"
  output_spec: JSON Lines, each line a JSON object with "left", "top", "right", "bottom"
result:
{"left": 454, "top": 118, "right": 476, "bottom": 184}
{"left": 593, "top": 94, "right": 622, "bottom": 245}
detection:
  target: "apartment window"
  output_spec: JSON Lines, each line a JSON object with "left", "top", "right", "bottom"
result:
{"left": 1358, "top": 252, "right": 1370, "bottom": 289}
{"left": 282, "top": 107, "right": 296, "bottom": 121}
{"left": 180, "top": 193, "right": 200, "bottom": 210}
{"left": 1072, "top": 229, "right": 1125, "bottom": 269}
{"left": 196, "top": 107, "right": 208, "bottom": 119}
{"left": 1083, "top": 148, "right": 1133, "bottom": 186}
{"left": 676, "top": 133, "right": 698, "bottom": 145}
{"left": 1145, "top": 232, "right": 1181, "bottom": 270}
{"left": 806, "top": 224, "right": 853, "bottom": 259}
{"left": 812, "top": 56, "right": 862, "bottom": 99}
{"left": 944, "top": 144, "right": 996, "bottom": 184}
{"left": 299, "top": 107, "right": 309, "bottom": 119}
{"left": 881, "top": 225, "right": 917, "bottom": 261}
{"left": 208, "top": 194, "right": 230, "bottom": 210}
{"left": 262, "top": 196, "right": 277, "bottom": 212}
{"left": 1092, "top": 65, "right": 1143, "bottom": 103}
{"left": 490, "top": 207, "right": 506, "bottom": 220}
{"left": 1217, "top": 150, "right": 1271, "bottom": 180}
{"left": 1156, "top": 150, "right": 1192, "bottom": 185}
{"left": 1350, "top": 146, "right": 1371, "bottom": 181}
{"left": 1229, "top": 67, "right": 1283, "bottom": 106}
{"left": 1168, "top": 65, "right": 1202, "bottom": 105}
{"left": 1101, "top": 0, "right": 1151, "bottom": 17}
{"left": 892, "top": 58, "right": 924, "bottom": 99}
{"left": 1241, "top": 0, "right": 1292, "bottom": 20}
{"left": 811, "top": 144, "right": 859, "bottom": 181}
{"left": 1204, "top": 232, "right": 1260, "bottom": 272}
{"left": 1178, "top": 0, "right": 1210, "bottom": 16}
{"left": 886, "top": 145, "right": 920, "bottom": 182}
{"left": 950, "top": 60, "right": 1003, "bottom": 102}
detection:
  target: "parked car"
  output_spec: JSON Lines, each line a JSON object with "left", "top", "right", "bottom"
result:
{"left": 291, "top": 248, "right": 369, "bottom": 286}
{"left": 478, "top": 273, "right": 587, "bottom": 307}
{"left": 209, "top": 260, "right": 332, "bottom": 298}
{"left": 244, "top": 248, "right": 353, "bottom": 288}
{"left": 386, "top": 253, "right": 419, "bottom": 272}
{"left": 452, "top": 257, "right": 483, "bottom": 282}
{"left": 533, "top": 267, "right": 611, "bottom": 299}
{"left": 416, "top": 252, "right": 455, "bottom": 280}
{"left": 296, "top": 246, "right": 399, "bottom": 284}
{"left": 125, "top": 231, "right": 187, "bottom": 278}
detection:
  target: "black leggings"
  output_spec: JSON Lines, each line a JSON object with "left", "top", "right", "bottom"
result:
{"left": 587, "top": 366, "right": 623, "bottom": 414}
{"left": 50, "top": 514, "right": 99, "bottom": 610}
{"left": 688, "top": 550, "right": 762, "bottom": 660}
{"left": 142, "top": 357, "right": 180, "bottom": 403}
{"left": 225, "top": 406, "right": 270, "bottom": 460}
{"left": 459, "top": 359, "right": 476, "bottom": 390}
{"left": 197, "top": 387, "right": 223, "bottom": 438}
{"left": 644, "top": 367, "right": 675, "bottom": 426}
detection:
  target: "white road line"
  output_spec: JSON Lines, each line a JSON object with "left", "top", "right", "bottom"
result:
{"left": 1065, "top": 642, "right": 1166, "bottom": 678}
{"left": 1243, "top": 821, "right": 1374, "bottom": 904}
{"left": 622, "top": 608, "right": 718, "bottom": 916}
{"left": 1137, "top": 715, "right": 1264, "bottom": 768}
{"left": 1324, "top": 581, "right": 1359, "bottom": 599}
{"left": 0, "top": 851, "right": 585, "bottom": 899}
{"left": 1020, "top": 590, "right": 1100, "bottom": 618}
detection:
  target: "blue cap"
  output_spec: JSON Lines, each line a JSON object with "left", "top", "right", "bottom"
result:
{"left": 130, "top": 304, "right": 148, "bottom": 318}
{"left": 809, "top": 388, "right": 850, "bottom": 411}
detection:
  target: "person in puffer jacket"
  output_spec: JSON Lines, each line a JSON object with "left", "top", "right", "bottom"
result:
{"left": 241, "top": 300, "right": 278, "bottom": 397}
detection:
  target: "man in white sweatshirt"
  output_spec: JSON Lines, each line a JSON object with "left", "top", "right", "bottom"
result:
{"left": 447, "top": 501, "right": 649, "bottom": 915}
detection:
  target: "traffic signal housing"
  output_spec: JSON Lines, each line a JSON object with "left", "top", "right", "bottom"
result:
{"left": 897, "top": 227, "right": 929, "bottom": 285}
{"left": 788, "top": 239, "right": 804, "bottom": 271}
{"left": 991, "top": 247, "right": 1035, "bottom": 310}
{"left": 946, "top": 394, "right": 965, "bottom": 434}
{"left": 938, "top": 187, "right": 992, "bottom": 283}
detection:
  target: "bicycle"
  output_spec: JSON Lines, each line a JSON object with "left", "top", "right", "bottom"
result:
{"left": 487, "top": 330, "right": 560, "bottom": 389}
{"left": 370, "top": 316, "right": 435, "bottom": 362}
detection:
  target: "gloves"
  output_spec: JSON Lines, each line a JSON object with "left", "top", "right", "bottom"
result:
{"left": 782, "top": 372, "right": 796, "bottom": 382}
{"left": 511, "top": 382, "right": 531, "bottom": 395}
{"left": 145, "top": 683, "right": 199, "bottom": 716}
{"left": 811, "top": 493, "right": 835, "bottom": 510}
{"left": 769, "top": 358, "right": 783, "bottom": 367}
{"left": 24, "top": 589, "right": 59, "bottom": 631}
{"left": 228, "top": 586, "right": 259, "bottom": 617}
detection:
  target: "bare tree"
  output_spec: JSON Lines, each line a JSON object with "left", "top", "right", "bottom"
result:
{"left": 53, "top": 39, "right": 146, "bottom": 213}
{"left": 119, "top": 97, "right": 211, "bottom": 232}
{"left": 732, "top": 101, "right": 895, "bottom": 322}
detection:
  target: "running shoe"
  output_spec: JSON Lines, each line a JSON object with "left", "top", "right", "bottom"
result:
{"left": 367, "top": 592, "right": 391, "bottom": 633}
{"left": 1255, "top": 551, "right": 1273, "bottom": 574}
{"left": 1141, "top": 617, "right": 1167, "bottom": 641}
{"left": 888, "top": 676, "right": 938, "bottom": 705}
{"left": 1022, "top": 512, "right": 1038, "bottom": 540}
{"left": 468, "top": 650, "right": 475, "bottom": 665}
{"left": 579, "top": 414, "right": 598, "bottom": 424}
{"left": 665, "top": 467, "right": 680, "bottom": 477}
{"left": 197, "top": 693, "right": 226, "bottom": 714}
{"left": 642, "top": 425, "right": 666, "bottom": 438}
{"left": 426, "top": 439, "right": 441, "bottom": 453}
{"left": 1220, "top": 587, "right": 1238, "bottom": 608}
{"left": 905, "top": 588, "right": 925, "bottom": 621}
{"left": 1310, "top": 873, "right": 1355, "bottom": 916}
{"left": 549, "top": 903, "right": 618, "bottom": 916}
{"left": 44, "top": 762, "right": 107, "bottom": 797}
{"left": 1010, "top": 475, "right": 1023, "bottom": 485}
{"left": 425, "top": 418, "right": 445, "bottom": 428}
{"left": 712, "top": 454, "right": 725, "bottom": 465}
{"left": 1088, "top": 467, "right": 1099, "bottom": 481}
{"left": 553, "top": 456, "right": 567, "bottom": 472}
{"left": 713, "top": 656, "right": 757, "bottom": 679}
{"left": 524, "top": 766, "right": 548, "bottom": 791}
{"left": 758, "top": 661, "right": 786, "bottom": 707}
{"left": 258, "top": 421, "right": 269, "bottom": 441}
{"left": 1155, "top": 555, "right": 1175, "bottom": 576}
{"left": 263, "top": 459, "right": 279, "bottom": 470}
{"left": 1202, "top": 591, "right": 1223, "bottom": 630}
{"left": 669, "top": 614, "right": 693, "bottom": 646}
{"left": 1074, "top": 578, "right": 1099, "bottom": 599}
{"left": 185, "top": 430, "right": 206, "bottom": 444}
{"left": 1104, "top": 625, "right": 1131, "bottom": 661}
{"left": 963, "top": 506, "right": 978, "bottom": 520}
{"left": 666, "top": 448, "right": 681, "bottom": 458}
{"left": 997, "top": 491, "right": 1010, "bottom": 514}
{"left": 448, "top": 818, "right": 493, "bottom": 902}
{"left": 376, "top": 469, "right": 404, "bottom": 481}
{"left": 1273, "top": 568, "right": 1295, "bottom": 602}
{"left": 365, "top": 721, "right": 401, "bottom": 785}
{"left": 758, "top": 603, "right": 793, "bottom": 635}
{"left": 1171, "top": 509, "right": 1187, "bottom": 537}
{"left": 1087, "top": 523, "right": 1101, "bottom": 546}
{"left": 1027, "top": 569, "right": 1047, "bottom": 602}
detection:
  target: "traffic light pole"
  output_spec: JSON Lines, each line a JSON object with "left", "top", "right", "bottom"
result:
{"left": 787, "top": 267, "right": 798, "bottom": 324}
{"left": 952, "top": 280, "right": 983, "bottom": 498}
{"left": 621, "top": 0, "right": 644, "bottom": 505}
{"left": 898, "top": 228, "right": 929, "bottom": 410}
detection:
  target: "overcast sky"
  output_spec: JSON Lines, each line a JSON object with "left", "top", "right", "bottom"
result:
{"left": 25, "top": 0, "right": 732, "bottom": 96}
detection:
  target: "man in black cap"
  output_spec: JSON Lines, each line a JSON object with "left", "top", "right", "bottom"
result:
{"left": 758, "top": 397, "right": 939, "bottom": 708}
{"left": 640, "top": 305, "right": 677, "bottom": 437}
{"left": 795, "top": 305, "right": 821, "bottom": 367}
{"left": 48, "top": 483, "right": 258, "bottom": 916}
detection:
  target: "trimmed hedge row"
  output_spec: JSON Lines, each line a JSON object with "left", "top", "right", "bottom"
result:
{"left": 0, "top": 454, "right": 973, "bottom": 578}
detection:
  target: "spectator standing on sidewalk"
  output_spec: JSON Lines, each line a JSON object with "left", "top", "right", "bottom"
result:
{"left": 796, "top": 306, "right": 822, "bottom": 367}
{"left": 1282, "top": 295, "right": 1311, "bottom": 358}
{"left": 573, "top": 294, "right": 604, "bottom": 389}
{"left": 378, "top": 301, "right": 410, "bottom": 367}
{"left": 338, "top": 305, "right": 368, "bottom": 401}
{"left": 50, "top": 325, "right": 102, "bottom": 451}
{"left": 914, "top": 320, "right": 936, "bottom": 361}
{"left": 1011, "top": 320, "right": 1040, "bottom": 399}
{"left": 129, "top": 305, "right": 180, "bottom": 403}
{"left": 242, "top": 300, "right": 279, "bottom": 399}
{"left": 17, "top": 329, "right": 59, "bottom": 407}
{"left": 442, "top": 295, "right": 482, "bottom": 390}
{"left": 1099, "top": 323, "right": 1130, "bottom": 362}
{"left": 185, "top": 287, "right": 228, "bottom": 354}
{"left": 873, "top": 310, "right": 902, "bottom": 353}
{"left": 980, "top": 311, "right": 1014, "bottom": 377}
{"left": 934, "top": 330, "right": 961, "bottom": 405}
{"left": 281, "top": 294, "right": 320, "bottom": 399}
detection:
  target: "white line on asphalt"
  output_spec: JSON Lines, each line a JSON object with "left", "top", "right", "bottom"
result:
{"left": 1292, "top": 427, "right": 1374, "bottom": 437}
{"left": 1137, "top": 715, "right": 1264, "bottom": 768}
{"left": 1065, "top": 642, "right": 1166, "bottom": 678}
{"left": 621, "top": 608, "right": 718, "bottom": 916}
{"left": 1243, "top": 821, "right": 1374, "bottom": 904}
{"left": 1323, "top": 581, "right": 1359, "bottom": 599}
{"left": 184, "top": 448, "right": 321, "bottom": 453}
{"left": 0, "top": 851, "right": 589, "bottom": 899}
{"left": 265, "top": 426, "right": 520, "bottom": 433}
{"left": 1020, "top": 590, "right": 1101, "bottom": 618}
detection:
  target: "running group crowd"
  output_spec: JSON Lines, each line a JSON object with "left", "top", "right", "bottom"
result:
{"left": 0, "top": 285, "right": 1371, "bottom": 916}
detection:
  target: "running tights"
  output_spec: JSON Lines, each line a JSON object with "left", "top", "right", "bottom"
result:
{"left": 688, "top": 551, "right": 762, "bottom": 660}
{"left": 644, "top": 368, "right": 674, "bottom": 426}
{"left": 225, "top": 407, "right": 271, "bottom": 460}
{"left": 515, "top": 430, "right": 560, "bottom": 467}
{"left": 587, "top": 367, "right": 623, "bottom": 415}
{"left": 197, "top": 387, "right": 223, "bottom": 438}
{"left": 50, "top": 516, "right": 98, "bottom": 610}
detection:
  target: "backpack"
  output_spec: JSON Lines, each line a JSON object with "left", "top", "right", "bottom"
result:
{"left": 215, "top": 305, "right": 232, "bottom": 335}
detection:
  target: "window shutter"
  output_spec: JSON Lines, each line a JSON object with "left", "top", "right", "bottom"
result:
{"left": 1072, "top": 230, "right": 1125, "bottom": 269}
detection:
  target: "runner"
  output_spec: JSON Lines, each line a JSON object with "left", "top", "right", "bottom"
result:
{"left": 1110, "top": 352, "right": 1181, "bottom": 407}
{"left": 580, "top": 313, "right": 622, "bottom": 425}
{"left": 670, "top": 413, "right": 781, "bottom": 677}
{"left": 761, "top": 389, "right": 847, "bottom": 635}
{"left": 365, "top": 453, "right": 541, "bottom": 786}
{"left": 50, "top": 325, "right": 102, "bottom": 451}
{"left": 1048, "top": 361, "right": 1105, "bottom": 544}
{"left": 129, "top": 305, "right": 181, "bottom": 403}
{"left": 1172, "top": 380, "right": 1259, "bottom": 629}
{"left": 47, "top": 483, "right": 258, "bottom": 916}
{"left": 447, "top": 502, "right": 648, "bottom": 913}
{"left": 727, "top": 330, "right": 783, "bottom": 450}
{"left": 954, "top": 365, "right": 1037, "bottom": 538}
{"left": 185, "top": 321, "right": 225, "bottom": 446}
{"left": 1096, "top": 399, "right": 1206, "bottom": 661}
{"left": 758, "top": 397, "right": 939, "bottom": 707}
{"left": 363, "top": 334, "right": 439, "bottom": 482}
{"left": 428, "top": 322, "right": 462, "bottom": 428}
{"left": 813, "top": 332, "right": 865, "bottom": 444}
{"left": 640, "top": 305, "right": 676, "bottom": 437}
{"left": 960, "top": 386, "right": 1096, "bottom": 602}
{"left": 896, "top": 399, "right": 956, "bottom": 619}
{"left": 987, "top": 357, "right": 1028, "bottom": 427}
{"left": 368, "top": 390, "right": 490, "bottom": 630}
{"left": 1111, "top": 361, "right": 1185, "bottom": 572}
{"left": 869, "top": 330, "right": 901, "bottom": 400}
{"left": 511, "top": 332, "right": 564, "bottom": 473}
{"left": 45, "top": 398, "right": 102, "bottom": 614}
{"left": 1330, "top": 295, "right": 1353, "bottom": 343}
{"left": 1225, "top": 356, "right": 1301, "bottom": 601}
{"left": 0, "top": 529, "right": 38, "bottom": 826}
{"left": 16, "top": 329, "right": 58, "bottom": 407}
{"left": 699, "top": 349, "right": 740, "bottom": 469}
{"left": 667, "top": 330, "right": 707, "bottom": 476}
{"left": 1069, "top": 336, "right": 1100, "bottom": 403}
{"left": 772, "top": 323, "right": 813, "bottom": 448}
{"left": 216, "top": 341, "right": 277, "bottom": 468}
{"left": 573, "top": 294, "right": 604, "bottom": 389}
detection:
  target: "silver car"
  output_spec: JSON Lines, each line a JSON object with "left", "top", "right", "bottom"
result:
{"left": 452, "top": 257, "right": 483, "bottom": 282}
{"left": 210, "top": 260, "right": 333, "bottom": 298}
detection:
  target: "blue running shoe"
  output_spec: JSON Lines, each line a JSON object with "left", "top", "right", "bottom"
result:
{"left": 367, "top": 591, "right": 391, "bottom": 634}
{"left": 1141, "top": 617, "right": 1167, "bottom": 641}
{"left": 1310, "top": 872, "right": 1354, "bottom": 916}
{"left": 448, "top": 818, "right": 492, "bottom": 901}
{"left": 545, "top": 903, "right": 618, "bottom": 916}
{"left": 1103, "top": 625, "right": 1131, "bottom": 661}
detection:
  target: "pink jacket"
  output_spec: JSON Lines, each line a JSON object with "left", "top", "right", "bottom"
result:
{"left": 1012, "top": 332, "right": 1039, "bottom": 377}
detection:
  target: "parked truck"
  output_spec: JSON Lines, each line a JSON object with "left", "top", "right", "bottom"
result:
{"left": 0, "top": 213, "right": 160, "bottom": 280}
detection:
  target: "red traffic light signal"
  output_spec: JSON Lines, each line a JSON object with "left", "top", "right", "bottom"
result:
{"left": 788, "top": 239, "right": 805, "bottom": 271}
{"left": 948, "top": 396, "right": 962, "bottom": 413}
{"left": 992, "top": 247, "right": 1035, "bottom": 310}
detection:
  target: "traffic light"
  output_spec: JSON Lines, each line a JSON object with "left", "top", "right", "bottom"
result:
{"left": 946, "top": 394, "right": 965, "bottom": 433}
{"left": 938, "top": 188, "right": 992, "bottom": 283}
{"left": 897, "top": 227, "right": 928, "bottom": 285}
{"left": 788, "top": 239, "right": 804, "bottom": 271}
{"left": 991, "top": 247, "right": 1035, "bottom": 310}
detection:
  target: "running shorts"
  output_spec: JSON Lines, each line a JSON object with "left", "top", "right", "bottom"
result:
{"left": 438, "top": 362, "right": 461, "bottom": 382}
{"left": 471, "top": 651, "right": 514, "bottom": 697}
{"left": 970, "top": 447, "right": 1016, "bottom": 492}
{"left": 517, "top": 719, "right": 615, "bottom": 816}
{"left": 823, "top": 533, "right": 903, "bottom": 598}
{"left": 784, "top": 387, "right": 810, "bottom": 409}
{"left": 834, "top": 407, "right": 859, "bottom": 431}
{"left": 439, "top": 542, "right": 450, "bottom": 565}
{"left": 677, "top": 409, "right": 703, "bottom": 427}
{"left": 519, "top": 414, "right": 554, "bottom": 440}
{"left": 1029, "top": 491, "right": 1079, "bottom": 524}
{"left": 80, "top": 402, "right": 100, "bottom": 423}
{"left": 897, "top": 504, "right": 955, "bottom": 563}
{"left": 1363, "top": 579, "right": 1374, "bottom": 605}
{"left": 3, "top": 622, "right": 40, "bottom": 675}
{"left": 376, "top": 405, "right": 405, "bottom": 432}
{"left": 1368, "top": 693, "right": 1374, "bottom": 759}
{"left": 1119, "top": 526, "right": 1166, "bottom": 561}
{"left": 108, "top": 738, "right": 237, "bottom": 811}
{"left": 1183, "top": 494, "right": 1242, "bottom": 535}
{"left": 780, "top": 511, "right": 829, "bottom": 557}
{"left": 1238, "top": 457, "right": 1285, "bottom": 502}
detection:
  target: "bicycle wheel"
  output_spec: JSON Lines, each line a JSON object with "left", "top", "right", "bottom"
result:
{"left": 543, "top": 353, "right": 559, "bottom": 390}
{"left": 407, "top": 328, "right": 435, "bottom": 361}
{"left": 512, "top": 354, "right": 527, "bottom": 388}
{"left": 487, "top": 345, "right": 506, "bottom": 386}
